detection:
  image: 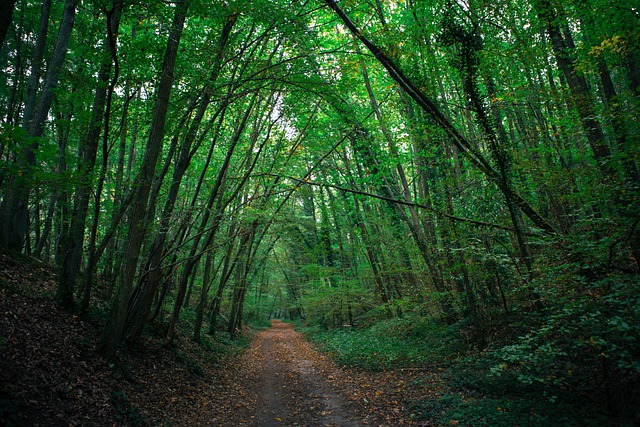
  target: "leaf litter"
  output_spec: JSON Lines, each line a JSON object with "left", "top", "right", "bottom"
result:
{"left": 1, "top": 254, "right": 444, "bottom": 426}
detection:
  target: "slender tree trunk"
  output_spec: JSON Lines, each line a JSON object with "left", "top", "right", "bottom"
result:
{"left": 163, "top": 99, "right": 254, "bottom": 344}
{"left": 97, "top": 0, "right": 188, "bottom": 357}
{"left": 228, "top": 231, "right": 254, "bottom": 338}
{"left": 208, "top": 230, "right": 239, "bottom": 336}
{"left": 59, "top": 2, "right": 123, "bottom": 311}
{"left": 533, "top": 0, "right": 613, "bottom": 180}
{"left": 194, "top": 251, "right": 217, "bottom": 343}
{"left": 361, "top": 61, "right": 455, "bottom": 321}
{"left": 597, "top": 61, "right": 639, "bottom": 182}
{"left": 627, "top": 51, "right": 640, "bottom": 96}
{"left": 34, "top": 194, "right": 55, "bottom": 258}
{"left": 3, "top": 5, "right": 24, "bottom": 127}
{"left": 535, "top": 1, "right": 640, "bottom": 269}
{"left": 125, "top": 18, "right": 236, "bottom": 337}
{"left": 324, "top": 0, "right": 556, "bottom": 236}
{"left": 166, "top": 88, "right": 273, "bottom": 343}
{"left": 2, "top": 0, "right": 76, "bottom": 252}
{"left": 184, "top": 262, "right": 199, "bottom": 309}
{"left": 352, "top": 196, "right": 390, "bottom": 307}
{"left": 22, "top": 0, "right": 52, "bottom": 129}
{"left": 0, "top": 0, "right": 17, "bottom": 50}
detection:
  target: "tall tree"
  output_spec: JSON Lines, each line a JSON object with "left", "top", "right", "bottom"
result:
{"left": 58, "top": 0, "right": 124, "bottom": 310}
{"left": 98, "top": 0, "right": 189, "bottom": 357}
{"left": 124, "top": 12, "right": 238, "bottom": 341}
{"left": 0, "top": 0, "right": 17, "bottom": 50}
{"left": 2, "top": 0, "right": 77, "bottom": 251}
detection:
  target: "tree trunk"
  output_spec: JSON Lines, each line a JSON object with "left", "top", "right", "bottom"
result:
{"left": 0, "top": 0, "right": 17, "bottom": 50}
{"left": 361, "top": 61, "right": 455, "bottom": 321}
{"left": 193, "top": 251, "right": 217, "bottom": 343}
{"left": 97, "top": 0, "right": 188, "bottom": 357}
{"left": 323, "top": 0, "right": 556, "bottom": 237}
{"left": 2, "top": 0, "right": 75, "bottom": 252}
{"left": 22, "top": 0, "right": 52, "bottom": 129}
{"left": 533, "top": 0, "right": 613, "bottom": 180}
{"left": 59, "top": 1, "right": 123, "bottom": 311}
{"left": 228, "top": 231, "right": 254, "bottom": 338}
{"left": 124, "top": 16, "right": 236, "bottom": 337}
{"left": 208, "top": 230, "right": 239, "bottom": 336}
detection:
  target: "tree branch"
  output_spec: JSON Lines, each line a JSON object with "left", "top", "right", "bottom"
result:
{"left": 265, "top": 173, "right": 542, "bottom": 236}
{"left": 322, "top": 0, "right": 557, "bottom": 235}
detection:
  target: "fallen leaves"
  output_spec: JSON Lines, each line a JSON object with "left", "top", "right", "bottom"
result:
{"left": 1, "top": 255, "right": 444, "bottom": 427}
{"left": 0, "top": 254, "right": 249, "bottom": 426}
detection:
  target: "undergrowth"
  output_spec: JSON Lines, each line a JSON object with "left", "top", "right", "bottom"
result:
{"left": 302, "top": 316, "right": 464, "bottom": 370}
{"left": 110, "top": 389, "right": 149, "bottom": 427}
{"left": 303, "top": 302, "right": 640, "bottom": 426}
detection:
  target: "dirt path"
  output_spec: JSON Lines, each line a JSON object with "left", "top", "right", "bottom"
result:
{"left": 0, "top": 254, "right": 430, "bottom": 427}
{"left": 167, "top": 318, "right": 429, "bottom": 426}
{"left": 237, "top": 320, "right": 361, "bottom": 427}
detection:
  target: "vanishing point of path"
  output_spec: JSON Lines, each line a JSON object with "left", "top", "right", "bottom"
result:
{"left": 237, "top": 320, "right": 361, "bottom": 427}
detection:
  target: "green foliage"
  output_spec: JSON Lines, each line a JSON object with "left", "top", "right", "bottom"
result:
{"left": 243, "top": 316, "right": 272, "bottom": 329}
{"left": 430, "top": 350, "right": 632, "bottom": 426}
{"left": 423, "top": 394, "right": 600, "bottom": 427}
{"left": 0, "top": 124, "right": 66, "bottom": 189}
{"left": 304, "top": 315, "right": 462, "bottom": 371}
{"left": 299, "top": 280, "right": 372, "bottom": 329}
{"left": 241, "top": 287, "right": 281, "bottom": 329}
{"left": 0, "top": 396, "right": 25, "bottom": 427}
{"left": 210, "top": 331, "right": 251, "bottom": 352}
{"left": 72, "top": 335, "right": 94, "bottom": 359}
{"left": 199, "top": 332, "right": 250, "bottom": 357}
{"left": 1, "top": 0, "right": 639, "bottom": 423}
{"left": 405, "top": 320, "right": 636, "bottom": 426}
{"left": 489, "top": 273, "right": 640, "bottom": 399}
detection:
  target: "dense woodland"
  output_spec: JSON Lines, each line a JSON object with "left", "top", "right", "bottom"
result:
{"left": 1, "top": 0, "right": 639, "bottom": 424}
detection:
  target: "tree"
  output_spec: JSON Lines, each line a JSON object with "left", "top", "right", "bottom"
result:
{"left": 1, "top": 0, "right": 78, "bottom": 252}
{"left": 97, "top": 0, "right": 189, "bottom": 357}
{"left": 58, "top": 0, "right": 124, "bottom": 310}
{"left": 1, "top": 2, "right": 637, "bottom": 411}
{"left": 0, "top": 0, "right": 17, "bottom": 50}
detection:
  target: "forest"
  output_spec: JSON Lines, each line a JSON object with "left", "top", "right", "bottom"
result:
{"left": 0, "top": 0, "right": 639, "bottom": 425}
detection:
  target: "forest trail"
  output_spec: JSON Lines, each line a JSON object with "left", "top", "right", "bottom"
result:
{"left": 0, "top": 253, "right": 425, "bottom": 426}
{"left": 236, "top": 319, "right": 361, "bottom": 426}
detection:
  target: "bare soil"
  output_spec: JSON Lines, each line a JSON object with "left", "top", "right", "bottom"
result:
{"left": 234, "top": 319, "right": 361, "bottom": 426}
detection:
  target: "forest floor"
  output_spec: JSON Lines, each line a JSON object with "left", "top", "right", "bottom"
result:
{"left": 0, "top": 253, "right": 440, "bottom": 426}
{"left": 229, "top": 319, "right": 434, "bottom": 427}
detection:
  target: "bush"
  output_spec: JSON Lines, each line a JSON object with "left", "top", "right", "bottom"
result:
{"left": 489, "top": 274, "right": 640, "bottom": 413}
